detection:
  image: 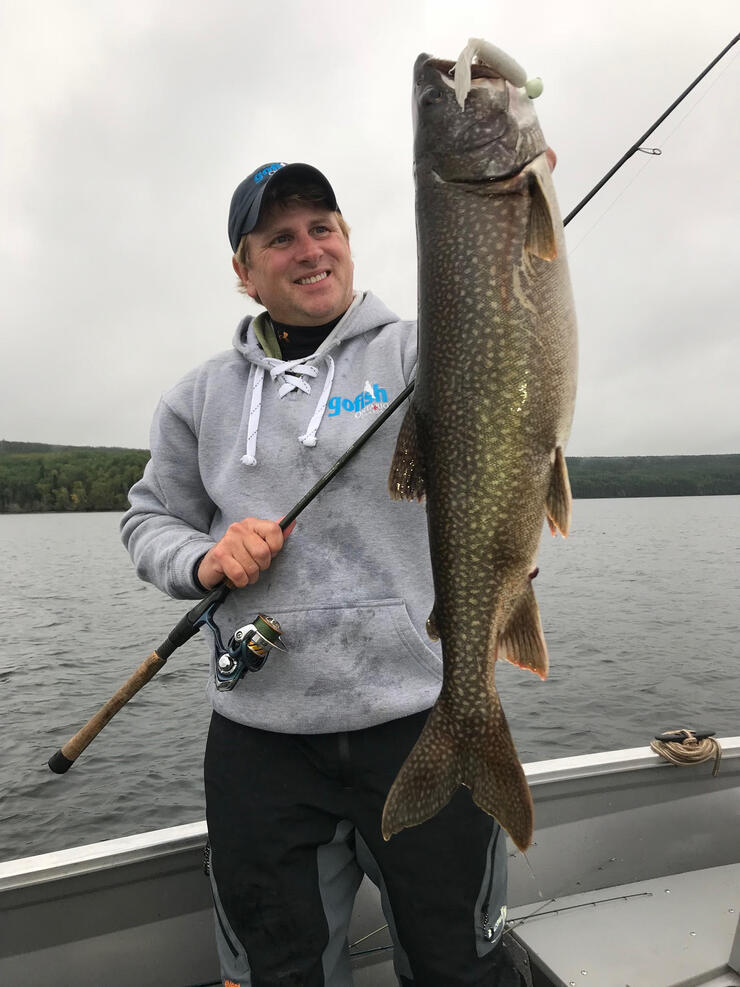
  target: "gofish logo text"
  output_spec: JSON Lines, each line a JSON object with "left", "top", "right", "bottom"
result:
{"left": 327, "top": 382, "right": 389, "bottom": 419}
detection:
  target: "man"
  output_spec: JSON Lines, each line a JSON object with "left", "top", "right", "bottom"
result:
{"left": 122, "top": 162, "right": 524, "bottom": 986}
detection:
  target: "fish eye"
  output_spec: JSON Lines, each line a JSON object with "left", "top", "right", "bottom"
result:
{"left": 421, "top": 86, "right": 443, "bottom": 105}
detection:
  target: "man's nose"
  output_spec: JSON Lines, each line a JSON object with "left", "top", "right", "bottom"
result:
{"left": 294, "top": 232, "right": 322, "bottom": 263}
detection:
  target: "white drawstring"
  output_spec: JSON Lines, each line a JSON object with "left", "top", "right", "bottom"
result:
{"left": 240, "top": 364, "right": 265, "bottom": 466}
{"left": 241, "top": 354, "right": 335, "bottom": 465}
{"left": 299, "top": 354, "right": 335, "bottom": 447}
{"left": 268, "top": 357, "right": 319, "bottom": 397}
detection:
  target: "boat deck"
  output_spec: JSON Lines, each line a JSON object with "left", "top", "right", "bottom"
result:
{"left": 510, "top": 863, "right": 740, "bottom": 987}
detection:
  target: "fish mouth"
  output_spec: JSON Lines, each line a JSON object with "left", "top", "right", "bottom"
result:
{"left": 433, "top": 160, "right": 528, "bottom": 187}
{"left": 434, "top": 145, "right": 553, "bottom": 187}
{"left": 294, "top": 270, "right": 330, "bottom": 285}
{"left": 422, "top": 57, "right": 502, "bottom": 83}
{"left": 457, "top": 164, "right": 524, "bottom": 183}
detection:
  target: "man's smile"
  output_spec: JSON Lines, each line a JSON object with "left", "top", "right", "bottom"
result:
{"left": 295, "top": 271, "right": 330, "bottom": 285}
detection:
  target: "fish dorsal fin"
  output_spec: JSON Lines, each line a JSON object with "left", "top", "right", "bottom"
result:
{"left": 498, "top": 582, "right": 549, "bottom": 680}
{"left": 388, "top": 404, "right": 426, "bottom": 501}
{"left": 525, "top": 162, "right": 558, "bottom": 261}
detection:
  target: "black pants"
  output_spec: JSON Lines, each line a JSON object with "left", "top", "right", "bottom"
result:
{"left": 204, "top": 709, "right": 516, "bottom": 987}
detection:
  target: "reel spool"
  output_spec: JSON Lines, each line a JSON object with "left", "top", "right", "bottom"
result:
{"left": 215, "top": 614, "right": 286, "bottom": 691}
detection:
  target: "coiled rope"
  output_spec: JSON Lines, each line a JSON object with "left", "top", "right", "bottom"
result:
{"left": 650, "top": 729, "right": 722, "bottom": 776}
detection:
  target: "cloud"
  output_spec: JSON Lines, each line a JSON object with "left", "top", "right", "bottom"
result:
{"left": 1, "top": 0, "right": 738, "bottom": 452}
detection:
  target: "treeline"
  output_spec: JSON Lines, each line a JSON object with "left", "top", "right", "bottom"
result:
{"left": 0, "top": 442, "right": 738, "bottom": 513}
{"left": 0, "top": 441, "right": 150, "bottom": 513}
{"left": 567, "top": 455, "right": 740, "bottom": 499}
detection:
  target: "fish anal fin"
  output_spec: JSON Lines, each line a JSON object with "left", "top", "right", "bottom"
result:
{"left": 388, "top": 404, "right": 426, "bottom": 502}
{"left": 382, "top": 697, "right": 534, "bottom": 852}
{"left": 525, "top": 166, "right": 558, "bottom": 261}
{"left": 546, "top": 446, "right": 572, "bottom": 537}
{"left": 499, "top": 583, "right": 549, "bottom": 680}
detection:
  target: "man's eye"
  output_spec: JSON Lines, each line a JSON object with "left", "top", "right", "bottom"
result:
{"left": 272, "top": 233, "right": 292, "bottom": 245}
{"left": 313, "top": 225, "right": 330, "bottom": 235}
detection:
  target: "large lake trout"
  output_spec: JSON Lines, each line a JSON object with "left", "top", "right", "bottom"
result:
{"left": 383, "top": 41, "right": 578, "bottom": 851}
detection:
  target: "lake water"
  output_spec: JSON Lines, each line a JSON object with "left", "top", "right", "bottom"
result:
{"left": 1, "top": 497, "right": 738, "bottom": 863}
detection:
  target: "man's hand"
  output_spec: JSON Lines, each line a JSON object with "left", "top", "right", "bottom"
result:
{"left": 197, "top": 517, "right": 294, "bottom": 590}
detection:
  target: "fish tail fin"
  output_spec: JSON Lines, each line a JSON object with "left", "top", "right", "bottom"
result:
{"left": 381, "top": 699, "right": 534, "bottom": 852}
{"left": 546, "top": 445, "right": 572, "bottom": 536}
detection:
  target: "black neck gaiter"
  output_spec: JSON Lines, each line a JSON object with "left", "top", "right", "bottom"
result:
{"left": 271, "top": 313, "right": 345, "bottom": 361}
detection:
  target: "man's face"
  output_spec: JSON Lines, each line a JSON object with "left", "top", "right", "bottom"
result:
{"left": 234, "top": 201, "right": 354, "bottom": 326}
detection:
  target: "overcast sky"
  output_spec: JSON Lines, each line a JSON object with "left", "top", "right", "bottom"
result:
{"left": 2, "top": 1, "right": 738, "bottom": 455}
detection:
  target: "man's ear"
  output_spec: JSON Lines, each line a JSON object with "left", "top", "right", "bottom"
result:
{"left": 232, "top": 256, "right": 260, "bottom": 302}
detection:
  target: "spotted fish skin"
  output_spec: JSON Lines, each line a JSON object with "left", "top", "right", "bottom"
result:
{"left": 382, "top": 52, "right": 578, "bottom": 851}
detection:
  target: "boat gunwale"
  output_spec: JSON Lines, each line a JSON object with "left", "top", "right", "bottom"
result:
{"left": 524, "top": 735, "right": 739, "bottom": 784}
{"left": 2, "top": 738, "right": 738, "bottom": 893}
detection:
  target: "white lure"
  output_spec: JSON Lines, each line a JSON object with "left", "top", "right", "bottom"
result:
{"left": 453, "top": 37, "right": 541, "bottom": 109}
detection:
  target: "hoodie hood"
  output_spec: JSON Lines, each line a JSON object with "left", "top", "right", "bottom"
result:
{"left": 230, "top": 291, "right": 407, "bottom": 465}
{"left": 232, "top": 290, "right": 403, "bottom": 360}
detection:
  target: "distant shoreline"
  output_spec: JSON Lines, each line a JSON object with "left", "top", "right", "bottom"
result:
{"left": 1, "top": 441, "right": 738, "bottom": 513}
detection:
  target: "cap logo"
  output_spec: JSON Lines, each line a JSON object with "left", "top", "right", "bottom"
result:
{"left": 253, "top": 162, "right": 287, "bottom": 185}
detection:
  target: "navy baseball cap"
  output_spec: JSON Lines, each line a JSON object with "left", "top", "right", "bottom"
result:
{"left": 228, "top": 162, "right": 340, "bottom": 252}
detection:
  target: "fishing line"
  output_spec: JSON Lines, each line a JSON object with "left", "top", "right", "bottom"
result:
{"left": 565, "top": 155, "right": 655, "bottom": 258}
{"left": 520, "top": 846, "right": 543, "bottom": 893}
{"left": 561, "top": 30, "right": 738, "bottom": 228}
{"left": 651, "top": 46, "right": 739, "bottom": 148}
{"left": 565, "top": 44, "right": 739, "bottom": 258}
{"left": 505, "top": 896, "right": 557, "bottom": 932}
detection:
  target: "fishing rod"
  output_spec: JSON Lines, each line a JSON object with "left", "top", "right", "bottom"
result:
{"left": 563, "top": 31, "right": 739, "bottom": 226}
{"left": 47, "top": 34, "right": 738, "bottom": 773}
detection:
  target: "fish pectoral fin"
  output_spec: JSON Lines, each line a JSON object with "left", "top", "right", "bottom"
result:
{"left": 525, "top": 167, "right": 558, "bottom": 261}
{"left": 546, "top": 446, "right": 572, "bottom": 537}
{"left": 388, "top": 404, "right": 426, "bottom": 501}
{"left": 499, "top": 583, "right": 549, "bottom": 680}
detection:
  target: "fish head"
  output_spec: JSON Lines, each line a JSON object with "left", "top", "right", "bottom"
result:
{"left": 413, "top": 52, "right": 547, "bottom": 184}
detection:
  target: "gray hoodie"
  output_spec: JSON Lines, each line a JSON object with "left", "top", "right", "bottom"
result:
{"left": 121, "top": 291, "right": 442, "bottom": 733}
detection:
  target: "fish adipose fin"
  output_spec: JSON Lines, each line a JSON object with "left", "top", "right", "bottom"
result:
{"left": 499, "top": 583, "right": 549, "bottom": 679}
{"left": 388, "top": 405, "right": 426, "bottom": 501}
{"left": 382, "top": 700, "right": 534, "bottom": 851}
{"left": 546, "top": 446, "right": 572, "bottom": 536}
{"left": 525, "top": 166, "right": 558, "bottom": 261}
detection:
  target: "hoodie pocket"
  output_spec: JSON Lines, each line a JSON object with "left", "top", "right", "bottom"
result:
{"left": 278, "top": 596, "right": 441, "bottom": 671}
{"left": 213, "top": 598, "right": 443, "bottom": 733}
